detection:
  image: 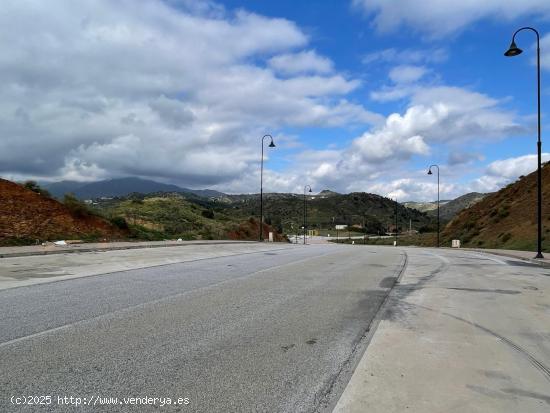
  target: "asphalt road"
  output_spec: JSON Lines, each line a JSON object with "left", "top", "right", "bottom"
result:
{"left": 0, "top": 244, "right": 405, "bottom": 412}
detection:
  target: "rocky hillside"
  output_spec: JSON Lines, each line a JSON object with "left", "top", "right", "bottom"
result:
{"left": 0, "top": 179, "right": 124, "bottom": 245}
{"left": 443, "top": 163, "right": 550, "bottom": 251}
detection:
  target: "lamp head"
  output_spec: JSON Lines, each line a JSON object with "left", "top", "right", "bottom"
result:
{"left": 504, "top": 41, "right": 523, "bottom": 57}
{"left": 427, "top": 169, "right": 433, "bottom": 175}
{"left": 268, "top": 139, "right": 276, "bottom": 148}
{"left": 308, "top": 188, "right": 312, "bottom": 193}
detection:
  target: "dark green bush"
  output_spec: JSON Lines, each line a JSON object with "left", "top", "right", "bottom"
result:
{"left": 110, "top": 216, "right": 129, "bottom": 230}
{"left": 22, "top": 180, "right": 51, "bottom": 197}
{"left": 63, "top": 194, "right": 91, "bottom": 218}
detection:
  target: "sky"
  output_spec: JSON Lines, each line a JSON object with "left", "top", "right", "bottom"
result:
{"left": 1, "top": 0, "right": 550, "bottom": 201}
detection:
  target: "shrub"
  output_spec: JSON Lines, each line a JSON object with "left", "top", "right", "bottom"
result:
{"left": 201, "top": 209, "right": 215, "bottom": 219}
{"left": 109, "top": 216, "right": 129, "bottom": 230}
{"left": 63, "top": 193, "right": 91, "bottom": 218}
{"left": 22, "top": 180, "right": 51, "bottom": 197}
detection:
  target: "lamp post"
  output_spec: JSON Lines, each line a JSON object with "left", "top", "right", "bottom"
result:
{"left": 394, "top": 199, "right": 398, "bottom": 245}
{"left": 505, "top": 27, "right": 544, "bottom": 259}
{"left": 303, "top": 185, "right": 312, "bottom": 245}
{"left": 259, "top": 134, "right": 275, "bottom": 242}
{"left": 427, "top": 165, "right": 440, "bottom": 248}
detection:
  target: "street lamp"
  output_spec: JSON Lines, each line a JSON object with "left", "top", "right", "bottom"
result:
{"left": 394, "top": 199, "right": 398, "bottom": 245}
{"left": 259, "top": 134, "right": 275, "bottom": 242}
{"left": 505, "top": 27, "right": 544, "bottom": 259}
{"left": 303, "top": 185, "right": 312, "bottom": 245}
{"left": 427, "top": 164, "right": 440, "bottom": 248}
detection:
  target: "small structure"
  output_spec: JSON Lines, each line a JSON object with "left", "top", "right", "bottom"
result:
{"left": 452, "top": 240, "right": 461, "bottom": 248}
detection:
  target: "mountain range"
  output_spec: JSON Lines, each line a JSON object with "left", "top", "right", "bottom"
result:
{"left": 43, "top": 177, "right": 225, "bottom": 200}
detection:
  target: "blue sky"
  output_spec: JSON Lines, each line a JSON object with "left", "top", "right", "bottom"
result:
{"left": 1, "top": 0, "right": 550, "bottom": 200}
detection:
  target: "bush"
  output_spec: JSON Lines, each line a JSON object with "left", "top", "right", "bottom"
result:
{"left": 63, "top": 193, "right": 92, "bottom": 218}
{"left": 109, "top": 216, "right": 129, "bottom": 230}
{"left": 22, "top": 180, "right": 51, "bottom": 197}
{"left": 201, "top": 209, "right": 215, "bottom": 219}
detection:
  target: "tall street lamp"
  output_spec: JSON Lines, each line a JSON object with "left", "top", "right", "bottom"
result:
{"left": 427, "top": 164, "right": 440, "bottom": 248}
{"left": 394, "top": 199, "right": 398, "bottom": 245}
{"left": 505, "top": 27, "right": 544, "bottom": 259}
{"left": 303, "top": 185, "right": 312, "bottom": 245}
{"left": 259, "top": 134, "right": 276, "bottom": 242}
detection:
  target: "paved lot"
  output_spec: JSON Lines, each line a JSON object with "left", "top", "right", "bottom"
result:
{"left": 0, "top": 243, "right": 404, "bottom": 412}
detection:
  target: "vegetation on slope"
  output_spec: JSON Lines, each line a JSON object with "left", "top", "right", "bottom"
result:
{"left": 443, "top": 163, "right": 550, "bottom": 251}
{"left": 95, "top": 193, "right": 284, "bottom": 241}
{"left": 214, "top": 191, "right": 435, "bottom": 234}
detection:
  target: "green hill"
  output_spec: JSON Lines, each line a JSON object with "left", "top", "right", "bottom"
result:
{"left": 214, "top": 191, "right": 434, "bottom": 234}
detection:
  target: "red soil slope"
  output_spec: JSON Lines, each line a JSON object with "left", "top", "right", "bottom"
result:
{"left": 0, "top": 179, "right": 123, "bottom": 244}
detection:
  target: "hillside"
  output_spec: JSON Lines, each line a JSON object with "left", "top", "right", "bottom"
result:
{"left": 427, "top": 192, "right": 487, "bottom": 221}
{"left": 404, "top": 192, "right": 487, "bottom": 221}
{"left": 95, "top": 193, "right": 285, "bottom": 242}
{"left": 443, "top": 163, "right": 550, "bottom": 251}
{"left": 44, "top": 177, "right": 225, "bottom": 200}
{"left": 0, "top": 179, "right": 124, "bottom": 245}
{"left": 216, "top": 191, "right": 435, "bottom": 233}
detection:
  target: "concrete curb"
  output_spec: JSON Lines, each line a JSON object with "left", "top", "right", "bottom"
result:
{"left": 0, "top": 240, "right": 258, "bottom": 259}
{"left": 460, "top": 248, "right": 550, "bottom": 269}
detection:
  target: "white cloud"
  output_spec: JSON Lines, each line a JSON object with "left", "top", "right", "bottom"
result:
{"left": 487, "top": 153, "right": 550, "bottom": 179}
{"left": 352, "top": 0, "right": 550, "bottom": 37}
{"left": 262, "top": 85, "right": 527, "bottom": 198}
{"left": 268, "top": 50, "right": 334, "bottom": 75}
{"left": 367, "top": 178, "right": 458, "bottom": 202}
{"left": 469, "top": 153, "right": 550, "bottom": 193}
{"left": 389, "top": 65, "right": 428, "bottom": 84}
{"left": 0, "top": 0, "right": 380, "bottom": 186}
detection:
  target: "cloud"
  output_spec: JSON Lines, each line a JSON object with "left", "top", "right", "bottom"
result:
{"left": 367, "top": 178, "right": 458, "bottom": 202}
{"left": 261, "top": 85, "right": 527, "bottom": 198}
{"left": 268, "top": 50, "right": 334, "bottom": 75}
{"left": 486, "top": 153, "right": 550, "bottom": 179}
{"left": 447, "top": 151, "right": 484, "bottom": 166}
{"left": 389, "top": 65, "right": 428, "bottom": 84}
{"left": 469, "top": 153, "right": 550, "bottom": 193}
{"left": 372, "top": 65, "right": 430, "bottom": 100}
{"left": 352, "top": 0, "right": 550, "bottom": 37}
{"left": 362, "top": 47, "right": 448, "bottom": 65}
{"left": 0, "top": 0, "right": 380, "bottom": 186}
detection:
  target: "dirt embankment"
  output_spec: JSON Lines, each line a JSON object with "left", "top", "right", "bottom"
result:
{"left": 443, "top": 163, "right": 550, "bottom": 251}
{"left": 0, "top": 179, "right": 124, "bottom": 245}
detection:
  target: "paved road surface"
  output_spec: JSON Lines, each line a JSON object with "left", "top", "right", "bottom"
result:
{"left": 0, "top": 244, "right": 405, "bottom": 412}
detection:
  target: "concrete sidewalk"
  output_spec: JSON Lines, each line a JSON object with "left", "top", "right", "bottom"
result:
{"left": 0, "top": 239, "right": 256, "bottom": 258}
{"left": 333, "top": 247, "right": 550, "bottom": 412}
